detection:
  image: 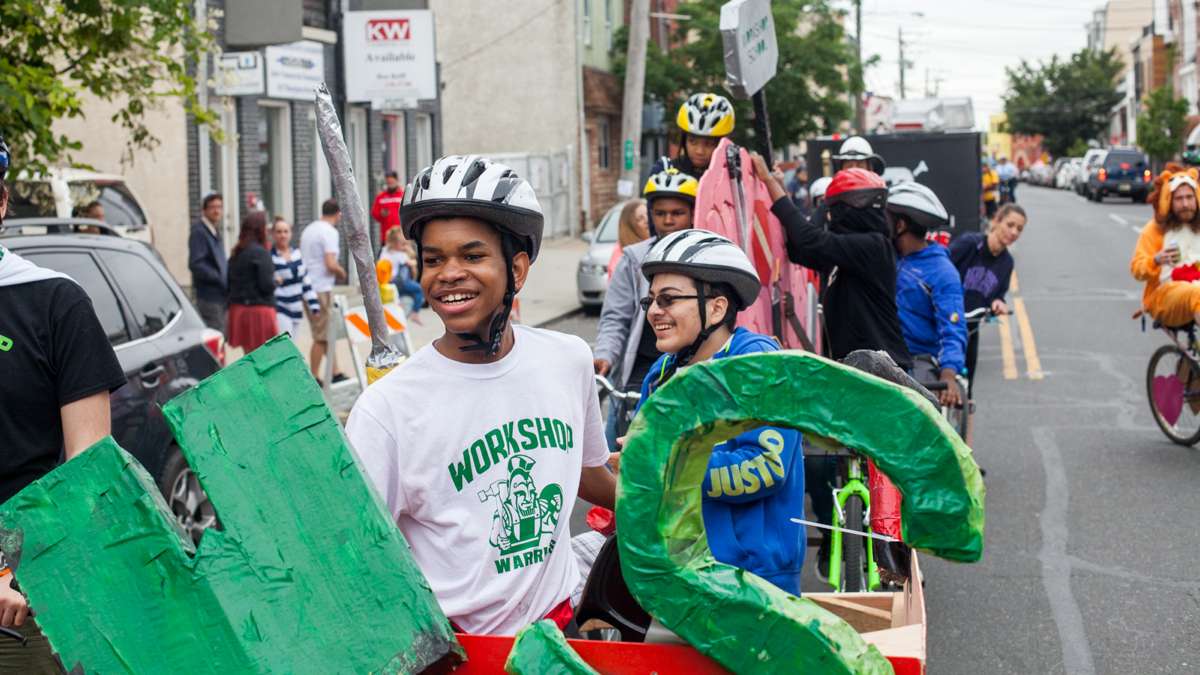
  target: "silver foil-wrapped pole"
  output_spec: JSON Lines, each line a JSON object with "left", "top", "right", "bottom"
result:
{"left": 314, "top": 83, "right": 402, "bottom": 380}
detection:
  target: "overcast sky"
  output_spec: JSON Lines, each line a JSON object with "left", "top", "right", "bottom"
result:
{"left": 849, "top": 0, "right": 1141, "bottom": 130}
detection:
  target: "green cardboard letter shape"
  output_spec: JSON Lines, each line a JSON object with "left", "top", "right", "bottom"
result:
{"left": 0, "top": 336, "right": 460, "bottom": 673}
{"left": 504, "top": 620, "right": 598, "bottom": 675}
{"left": 616, "top": 351, "right": 985, "bottom": 675}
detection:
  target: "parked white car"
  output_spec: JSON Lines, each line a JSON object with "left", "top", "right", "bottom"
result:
{"left": 1055, "top": 158, "right": 1083, "bottom": 190}
{"left": 576, "top": 201, "right": 625, "bottom": 311}
{"left": 6, "top": 169, "right": 152, "bottom": 243}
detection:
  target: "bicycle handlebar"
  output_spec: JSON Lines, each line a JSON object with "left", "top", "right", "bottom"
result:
{"left": 594, "top": 374, "right": 642, "bottom": 403}
{"left": 963, "top": 307, "right": 993, "bottom": 322}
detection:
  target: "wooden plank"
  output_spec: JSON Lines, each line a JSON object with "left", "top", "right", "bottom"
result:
{"left": 807, "top": 596, "right": 894, "bottom": 634}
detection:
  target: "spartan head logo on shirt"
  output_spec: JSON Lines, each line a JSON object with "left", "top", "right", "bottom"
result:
{"left": 479, "top": 454, "right": 561, "bottom": 556}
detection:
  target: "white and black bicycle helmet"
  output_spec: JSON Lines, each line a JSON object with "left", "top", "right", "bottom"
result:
{"left": 402, "top": 155, "right": 544, "bottom": 260}
{"left": 642, "top": 229, "right": 761, "bottom": 309}
{"left": 401, "top": 155, "right": 544, "bottom": 355}
{"left": 886, "top": 180, "right": 949, "bottom": 231}
{"left": 832, "top": 136, "right": 886, "bottom": 175}
{"left": 642, "top": 230, "right": 762, "bottom": 369}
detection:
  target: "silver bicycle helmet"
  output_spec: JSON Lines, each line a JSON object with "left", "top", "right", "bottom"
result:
{"left": 642, "top": 229, "right": 761, "bottom": 309}
{"left": 886, "top": 180, "right": 949, "bottom": 231}
{"left": 402, "top": 155, "right": 544, "bottom": 260}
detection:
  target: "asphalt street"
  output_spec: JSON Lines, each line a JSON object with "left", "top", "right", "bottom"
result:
{"left": 546, "top": 185, "right": 1200, "bottom": 674}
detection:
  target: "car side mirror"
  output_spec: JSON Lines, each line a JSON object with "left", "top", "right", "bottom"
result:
{"left": 582, "top": 231, "right": 595, "bottom": 243}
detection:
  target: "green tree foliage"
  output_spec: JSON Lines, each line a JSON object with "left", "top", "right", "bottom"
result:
{"left": 614, "top": 0, "right": 859, "bottom": 151}
{"left": 0, "top": 0, "right": 217, "bottom": 172}
{"left": 1137, "top": 84, "right": 1189, "bottom": 164}
{"left": 1003, "top": 48, "right": 1123, "bottom": 157}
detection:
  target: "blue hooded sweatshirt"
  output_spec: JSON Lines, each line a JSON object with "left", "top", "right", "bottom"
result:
{"left": 637, "top": 327, "right": 806, "bottom": 595}
{"left": 895, "top": 244, "right": 968, "bottom": 374}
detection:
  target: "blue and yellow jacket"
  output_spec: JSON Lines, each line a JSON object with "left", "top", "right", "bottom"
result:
{"left": 895, "top": 244, "right": 968, "bottom": 374}
{"left": 638, "top": 328, "right": 805, "bottom": 595}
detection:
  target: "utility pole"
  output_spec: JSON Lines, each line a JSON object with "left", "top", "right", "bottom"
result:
{"left": 854, "top": 0, "right": 864, "bottom": 132}
{"left": 898, "top": 26, "right": 906, "bottom": 99}
{"left": 618, "top": 0, "right": 651, "bottom": 197}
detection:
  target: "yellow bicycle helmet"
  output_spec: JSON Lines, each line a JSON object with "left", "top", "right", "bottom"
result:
{"left": 676, "top": 93, "right": 735, "bottom": 138}
{"left": 643, "top": 167, "right": 700, "bottom": 205}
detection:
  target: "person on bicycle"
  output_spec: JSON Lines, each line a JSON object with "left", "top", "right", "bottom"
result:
{"left": 831, "top": 136, "right": 885, "bottom": 175}
{"left": 949, "top": 203, "right": 1027, "bottom": 395}
{"left": 1132, "top": 165, "right": 1200, "bottom": 330}
{"left": 649, "top": 92, "right": 735, "bottom": 177}
{"left": 635, "top": 229, "right": 805, "bottom": 595}
{"left": 345, "top": 155, "right": 615, "bottom": 636}
{"left": 889, "top": 181, "right": 967, "bottom": 408}
{"left": 593, "top": 168, "right": 698, "bottom": 448}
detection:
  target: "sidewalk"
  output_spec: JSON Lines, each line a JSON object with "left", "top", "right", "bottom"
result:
{"left": 227, "top": 236, "right": 588, "bottom": 367}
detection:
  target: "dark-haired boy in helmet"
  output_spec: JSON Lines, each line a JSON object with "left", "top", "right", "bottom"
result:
{"left": 593, "top": 168, "right": 698, "bottom": 447}
{"left": 889, "top": 181, "right": 967, "bottom": 409}
{"left": 650, "top": 92, "right": 736, "bottom": 177}
{"left": 346, "top": 155, "right": 615, "bottom": 636}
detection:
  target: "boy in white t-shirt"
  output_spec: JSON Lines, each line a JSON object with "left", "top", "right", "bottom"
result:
{"left": 346, "top": 155, "right": 616, "bottom": 636}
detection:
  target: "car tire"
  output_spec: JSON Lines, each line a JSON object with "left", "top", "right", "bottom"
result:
{"left": 159, "top": 445, "right": 220, "bottom": 544}
{"left": 582, "top": 303, "right": 602, "bottom": 317}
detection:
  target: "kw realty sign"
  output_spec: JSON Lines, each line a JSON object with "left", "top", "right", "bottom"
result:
{"left": 344, "top": 10, "right": 437, "bottom": 108}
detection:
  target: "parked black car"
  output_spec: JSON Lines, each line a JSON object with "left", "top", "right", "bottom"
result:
{"left": 1, "top": 219, "right": 223, "bottom": 542}
{"left": 1086, "top": 148, "right": 1151, "bottom": 203}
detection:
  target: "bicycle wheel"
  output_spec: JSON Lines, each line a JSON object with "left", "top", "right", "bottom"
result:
{"left": 1146, "top": 344, "right": 1200, "bottom": 446}
{"left": 841, "top": 495, "right": 866, "bottom": 592}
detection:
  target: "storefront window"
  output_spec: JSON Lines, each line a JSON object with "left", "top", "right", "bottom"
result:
{"left": 257, "top": 102, "right": 293, "bottom": 221}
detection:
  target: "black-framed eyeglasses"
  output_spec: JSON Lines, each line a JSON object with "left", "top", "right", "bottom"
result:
{"left": 639, "top": 294, "right": 700, "bottom": 311}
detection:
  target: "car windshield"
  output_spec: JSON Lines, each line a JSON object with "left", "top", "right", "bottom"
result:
{"left": 68, "top": 180, "right": 148, "bottom": 229}
{"left": 7, "top": 180, "right": 57, "bottom": 219}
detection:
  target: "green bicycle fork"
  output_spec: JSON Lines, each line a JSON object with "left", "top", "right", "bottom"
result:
{"left": 827, "top": 458, "right": 881, "bottom": 592}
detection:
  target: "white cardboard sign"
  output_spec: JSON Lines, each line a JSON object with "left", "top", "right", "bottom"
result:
{"left": 719, "top": 0, "right": 778, "bottom": 98}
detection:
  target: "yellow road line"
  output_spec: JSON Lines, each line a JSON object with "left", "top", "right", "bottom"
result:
{"left": 1013, "top": 297, "right": 1044, "bottom": 380}
{"left": 996, "top": 313, "right": 1019, "bottom": 380}
{"left": 1010, "top": 270, "right": 1019, "bottom": 294}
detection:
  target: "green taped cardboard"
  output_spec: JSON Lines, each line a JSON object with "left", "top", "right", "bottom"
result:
{"left": 616, "top": 351, "right": 985, "bottom": 675}
{"left": 0, "top": 336, "right": 461, "bottom": 674}
{"left": 504, "top": 620, "right": 598, "bottom": 675}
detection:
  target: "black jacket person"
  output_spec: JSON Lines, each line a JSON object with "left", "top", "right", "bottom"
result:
{"left": 752, "top": 157, "right": 912, "bottom": 370}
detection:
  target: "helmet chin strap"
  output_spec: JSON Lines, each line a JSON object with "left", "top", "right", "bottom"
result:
{"left": 665, "top": 286, "right": 719, "bottom": 380}
{"left": 455, "top": 234, "right": 517, "bottom": 356}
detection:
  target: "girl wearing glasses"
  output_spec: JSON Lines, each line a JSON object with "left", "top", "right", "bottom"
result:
{"left": 633, "top": 229, "right": 806, "bottom": 595}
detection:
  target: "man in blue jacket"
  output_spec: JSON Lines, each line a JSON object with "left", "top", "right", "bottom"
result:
{"left": 188, "top": 193, "right": 229, "bottom": 334}
{"left": 887, "top": 182, "right": 967, "bottom": 407}
{"left": 635, "top": 229, "right": 805, "bottom": 595}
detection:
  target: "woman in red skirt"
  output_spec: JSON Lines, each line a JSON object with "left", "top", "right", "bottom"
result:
{"left": 226, "top": 211, "right": 279, "bottom": 353}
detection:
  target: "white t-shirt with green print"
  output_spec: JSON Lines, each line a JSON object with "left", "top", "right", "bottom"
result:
{"left": 346, "top": 324, "right": 610, "bottom": 635}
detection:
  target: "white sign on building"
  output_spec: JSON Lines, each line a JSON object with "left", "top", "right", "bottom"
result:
{"left": 213, "top": 51, "right": 264, "bottom": 96}
{"left": 719, "top": 0, "right": 778, "bottom": 99}
{"left": 265, "top": 40, "right": 325, "bottom": 101}
{"left": 343, "top": 10, "right": 437, "bottom": 108}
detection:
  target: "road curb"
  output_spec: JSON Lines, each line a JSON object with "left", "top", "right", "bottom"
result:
{"left": 533, "top": 306, "right": 584, "bottom": 328}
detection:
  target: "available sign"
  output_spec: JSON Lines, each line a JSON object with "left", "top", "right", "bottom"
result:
{"left": 719, "top": 0, "right": 778, "bottom": 98}
{"left": 265, "top": 41, "right": 325, "bottom": 101}
{"left": 213, "top": 51, "right": 264, "bottom": 96}
{"left": 344, "top": 10, "right": 437, "bottom": 106}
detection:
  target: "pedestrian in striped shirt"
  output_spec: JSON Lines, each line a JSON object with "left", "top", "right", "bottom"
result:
{"left": 271, "top": 217, "right": 321, "bottom": 337}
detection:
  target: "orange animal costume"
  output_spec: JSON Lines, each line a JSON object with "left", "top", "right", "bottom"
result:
{"left": 1131, "top": 165, "right": 1200, "bottom": 327}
